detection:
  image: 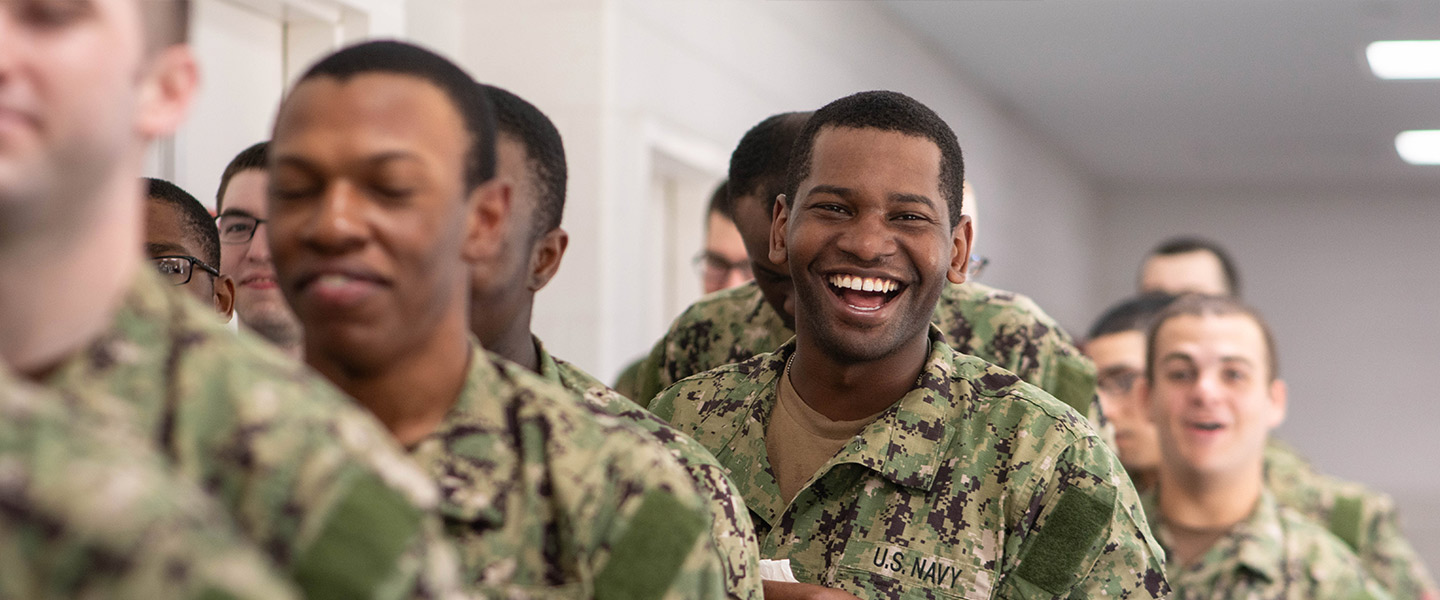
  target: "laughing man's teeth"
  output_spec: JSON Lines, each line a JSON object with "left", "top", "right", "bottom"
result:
{"left": 317, "top": 274, "right": 356, "bottom": 287}
{"left": 828, "top": 274, "right": 899, "bottom": 293}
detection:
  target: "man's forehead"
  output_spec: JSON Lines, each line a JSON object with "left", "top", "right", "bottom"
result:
{"left": 220, "top": 169, "right": 268, "bottom": 214}
{"left": 1156, "top": 313, "right": 1267, "bottom": 360}
{"left": 144, "top": 201, "right": 200, "bottom": 252}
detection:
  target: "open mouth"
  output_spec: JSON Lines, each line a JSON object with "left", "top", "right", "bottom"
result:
{"left": 826, "top": 274, "right": 904, "bottom": 312}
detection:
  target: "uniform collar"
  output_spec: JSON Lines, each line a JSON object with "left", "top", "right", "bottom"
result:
{"left": 533, "top": 336, "right": 562, "bottom": 384}
{"left": 706, "top": 326, "right": 959, "bottom": 526}
{"left": 1146, "top": 487, "right": 1286, "bottom": 585}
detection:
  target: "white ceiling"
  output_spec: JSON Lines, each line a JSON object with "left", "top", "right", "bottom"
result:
{"left": 880, "top": 0, "right": 1440, "bottom": 195}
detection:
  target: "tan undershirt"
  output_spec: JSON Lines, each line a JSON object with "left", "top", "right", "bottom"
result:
{"left": 765, "top": 358, "right": 885, "bottom": 505}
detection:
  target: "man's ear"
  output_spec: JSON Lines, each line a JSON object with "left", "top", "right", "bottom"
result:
{"left": 527, "top": 227, "right": 569, "bottom": 292}
{"left": 462, "top": 179, "right": 511, "bottom": 264}
{"left": 767, "top": 194, "right": 789, "bottom": 267}
{"left": 135, "top": 45, "right": 199, "bottom": 141}
{"left": 946, "top": 215, "right": 974, "bottom": 285}
{"left": 213, "top": 274, "right": 236, "bottom": 321}
{"left": 1267, "top": 378, "right": 1288, "bottom": 429}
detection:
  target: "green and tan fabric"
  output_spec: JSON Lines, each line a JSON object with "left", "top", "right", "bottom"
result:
{"left": 40, "top": 270, "right": 463, "bottom": 600}
{"left": 534, "top": 339, "right": 762, "bottom": 600}
{"left": 0, "top": 365, "right": 299, "bottom": 600}
{"left": 408, "top": 340, "right": 727, "bottom": 599}
{"left": 1145, "top": 489, "right": 1393, "bottom": 600}
{"left": 630, "top": 281, "right": 1101, "bottom": 429}
{"left": 1264, "top": 441, "right": 1438, "bottom": 599}
{"left": 651, "top": 327, "right": 1167, "bottom": 599}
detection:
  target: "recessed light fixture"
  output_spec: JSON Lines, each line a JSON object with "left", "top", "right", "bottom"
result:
{"left": 1395, "top": 130, "right": 1440, "bottom": 165}
{"left": 1367, "top": 41, "right": 1440, "bottom": 79}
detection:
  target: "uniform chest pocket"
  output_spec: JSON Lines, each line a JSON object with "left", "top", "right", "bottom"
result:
{"left": 832, "top": 539, "right": 996, "bottom": 600}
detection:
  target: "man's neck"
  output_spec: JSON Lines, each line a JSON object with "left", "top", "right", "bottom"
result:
{"left": 0, "top": 177, "right": 141, "bottom": 379}
{"left": 311, "top": 312, "right": 473, "bottom": 447}
{"left": 788, "top": 331, "right": 930, "bottom": 422}
{"left": 1156, "top": 457, "right": 1264, "bottom": 563}
{"left": 476, "top": 300, "right": 538, "bottom": 373}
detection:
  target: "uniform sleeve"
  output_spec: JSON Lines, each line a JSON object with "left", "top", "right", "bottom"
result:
{"left": 180, "top": 373, "right": 464, "bottom": 600}
{"left": 1357, "top": 499, "right": 1439, "bottom": 599}
{"left": 629, "top": 335, "right": 672, "bottom": 410}
{"left": 564, "top": 422, "right": 730, "bottom": 600}
{"left": 996, "top": 436, "right": 1169, "bottom": 599}
{"left": 0, "top": 390, "right": 300, "bottom": 600}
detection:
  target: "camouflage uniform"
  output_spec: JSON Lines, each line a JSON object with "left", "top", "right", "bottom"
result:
{"left": 533, "top": 338, "right": 763, "bottom": 600}
{"left": 407, "top": 340, "right": 728, "bottom": 599}
{"left": 630, "top": 281, "right": 1101, "bottom": 428}
{"left": 40, "top": 271, "right": 464, "bottom": 600}
{"left": 1264, "top": 441, "right": 1438, "bottom": 599}
{"left": 0, "top": 365, "right": 300, "bottom": 600}
{"left": 612, "top": 356, "right": 644, "bottom": 401}
{"left": 1144, "top": 489, "right": 1394, "bottom": 600}
{"left": 651, "top": 327, "right": 1168, "bottom": 599}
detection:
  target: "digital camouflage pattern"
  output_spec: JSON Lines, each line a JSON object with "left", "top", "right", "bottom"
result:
{"left": 39, "top": 271, "right": 464, "bottom": 600}
{"left": 651, "top": 328, "right": 1168, "bottom": 599}
{"left": 534, "top": 339, "right": 763, "bottom": 600}
{"left": 629, "top": 281, "right": 1102, "bottom": 429}
{"left": 1264, "top": 441, "right": 1438, "bottom": 599}
{"left": 407, "top": 340, "right": 727, "bottom": 599}
{"left": 1144, "top": 489, "right": 1394, "bottom": 600}
{"left": 0, "top": 365, "right": 300, "bottom": 600}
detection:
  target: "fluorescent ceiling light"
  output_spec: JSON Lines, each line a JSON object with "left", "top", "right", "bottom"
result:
{"left": 1395, "top": 130, "right": 1440, "bottom": 165}
{"left": 1367, "top": 41, "right": 1440, "bottom": 79}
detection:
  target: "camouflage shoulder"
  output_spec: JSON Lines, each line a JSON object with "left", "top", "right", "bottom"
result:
{"left": 942, "top": 345, "right": 1097, "bottom": 442}
{"left": 1277, "top": 504, "right": 1397, "bottom": 600}
{"left": 649, "top": 348, "right": 783, "bottom": 425}
{"left": 486, "top": 356, "right": 731, "bottom": 599}
{"left": 612, "top": 356, "right": 645, "bottom": 401}
{"left": 939, "top": 281, "right": 1076, "bottom": 345}
{"left": 0, "top": 369, "right": 300, "bottom": 600}
{"left": 551, "top": 357, "right": 763, "bottom": 600}
{"left": 630, "top": 285, "right": 763, "bottom": 404}
{"left": 142, "top": 276, "right": 465, "bottom": 599}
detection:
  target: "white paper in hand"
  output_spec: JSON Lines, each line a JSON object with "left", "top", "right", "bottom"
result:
{"left": 758, "top": 559, "right": 800, "bottom": 583}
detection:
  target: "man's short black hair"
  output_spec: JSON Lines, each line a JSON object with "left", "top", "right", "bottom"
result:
{"left": 784, "top": 91, "right": 965, "bottom": 228}
{"left": 295, "top": 40, "right": 496, "bottom": 192}
{"left": 706, "top": 179, "right": 729, "bottom": 218}
{"left": 145, "top": 177, "right": 219, "bottom": 268}
{"left": 482, "top": 84, "right": 566, "bottom": 237}
{"left": 1147, "top": 236, "right": 1242, "bottom": 296}
{"left": 727, "top": 112, "right": 810, "bottom": 218}
{"left": 215, "top": 141, "right": 267, "bottom": 213}
{"left": 1087, "top": 293, "right": 1179, "bottom": 340}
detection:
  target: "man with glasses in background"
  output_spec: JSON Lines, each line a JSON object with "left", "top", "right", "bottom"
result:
{"left": 214, "top": 142, "right": 303, "bottom": 358}
{"left": 144, "top": 177, "right": 234, "bottom": 317}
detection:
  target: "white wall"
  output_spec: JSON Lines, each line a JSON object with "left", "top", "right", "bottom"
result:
{"left": 450, "top": 0, "right": 1102, "bottom": 382}
{"left": 1097, "top": 187, "right": 1440, "bottom": 568}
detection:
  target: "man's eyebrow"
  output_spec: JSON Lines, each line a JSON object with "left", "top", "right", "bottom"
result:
{"left": 1159, "top": 353, "right": 1196, "bottom": 365}
{"left": 1220, "top": 356, "right": 1257, "bottom": 368}
{"left": 146, "top": 242, "right": 188, "bottom": 256}
{"left": 806, "top": 184, "right": 852, "bottom": 199}
{"left": 892, "top": 193, "right": 937, "bottom": 210}
{"left": 216, "top": 208, "right": 256, "bottom": 218}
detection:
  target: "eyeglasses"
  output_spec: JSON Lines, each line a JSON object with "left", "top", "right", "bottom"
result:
{"left": 693, "top": 252, "right": 752, "bottom": 288}
{"left": 968, "top": 255, "right": 990, "bottom": 279}
{"left": 152, "top": 255, "right": 221, "bottom": 286}
{"left": 1096, "top": 368, "right": 1143, "bottom": 398}
{"left": 216, "top": 213, "right": 267, "bottom": 245}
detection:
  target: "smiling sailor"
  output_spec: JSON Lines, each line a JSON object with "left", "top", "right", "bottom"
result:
{"left": 650, "top": 90, "right": 1169, "bottom": 600}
